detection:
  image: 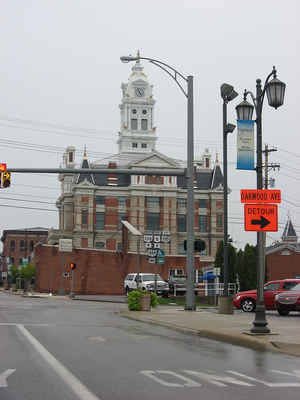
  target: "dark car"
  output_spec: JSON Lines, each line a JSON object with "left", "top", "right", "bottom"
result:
{"left": 168, "top": 276, "right": 187, "bottom": 295}
{"left": 275, "top": 283, "right": 300, "bottom": 316}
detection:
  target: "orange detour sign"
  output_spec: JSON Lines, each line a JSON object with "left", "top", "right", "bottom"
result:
{"left": 244, "top": 204, "right": 278, "bottom": 232}
{"left": 240, "top": 189, "right": 281, "bottom": 204}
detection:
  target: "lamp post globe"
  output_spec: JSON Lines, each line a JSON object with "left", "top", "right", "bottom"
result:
{"left": 235, "top": 97, "right": 254, "bottom": 120}
{"left": 266, "top": 76, "right": 286, "bottom": 109}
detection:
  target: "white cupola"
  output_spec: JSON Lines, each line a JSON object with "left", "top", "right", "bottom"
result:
{"left": 118, "top": 52, "right": 157, "bottom": 153}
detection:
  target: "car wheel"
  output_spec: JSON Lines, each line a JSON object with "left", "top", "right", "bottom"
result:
{"left": 162, "top": 293, "right": 169, "bottom": 298}
{"left": 277, "top": 307, "right": 290, "bottom": 316}
{"left": 241, "top": 298, "right": 256, "bottom": 312}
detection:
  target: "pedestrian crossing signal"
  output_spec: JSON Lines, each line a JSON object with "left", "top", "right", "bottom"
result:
{"left": 70, "top": 263, "right": 77, "bottom": 270}
{"left": 2, "top": 172, "right": 11, "bottom": 188}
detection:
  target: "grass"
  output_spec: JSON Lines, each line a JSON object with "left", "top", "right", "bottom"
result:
{"left": 157, "top": 296, "right": 215, "bottom": 307}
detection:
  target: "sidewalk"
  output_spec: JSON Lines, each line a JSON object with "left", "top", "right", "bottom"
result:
{"left": 121, "top": 306, "right": 300, "bottom": 357}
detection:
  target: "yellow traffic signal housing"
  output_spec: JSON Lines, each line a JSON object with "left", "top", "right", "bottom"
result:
{"left": 2, "top": 172, "right": 11, "bottom": 188}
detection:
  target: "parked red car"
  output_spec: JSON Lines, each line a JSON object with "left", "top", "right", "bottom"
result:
{"left": 233, "top": 279, "right": 300, "bottom": 312}
{"left": 275, "top": 283, "right": 300, "bottom": 316}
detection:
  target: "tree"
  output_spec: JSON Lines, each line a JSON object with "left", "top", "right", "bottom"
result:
{"left": 9, "top": 265, "right": 20, "bottom": 284}
{"left": 214, "top": 241, "right": 237, "bottom": 285}
{"left": 20, "top": 263, "right": 36, "bottom": 292}
{"left": 239, "top": 244, "right": 257, "bottom": 291}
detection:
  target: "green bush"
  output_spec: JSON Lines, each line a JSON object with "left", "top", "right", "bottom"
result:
{"left": 128, "top": 290, "right": 159, "bottom": 311}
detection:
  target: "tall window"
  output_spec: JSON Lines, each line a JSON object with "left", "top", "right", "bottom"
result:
{"left": 177, "top": 215, "right": 186, "bottom": 232}
{"left": 118, "top": 213, "right": 126, "bottom": 231}
{"left": 95, "top": 242, "right": 105, "bottom": 249}
{"left": 177, "top": 199, "right": 186, "bottom": 208}
{"left": 198, "top": 215, "right": 207, "bottom": 232}
{"left": 141, "top": 119, "right": 148, "bottom": 130}
{"left": 217, "top": 214, "right": 223, "bottom": 228}
{"left": 199, "top": 199, "right": 207, "bottom": 208}
{"left": 178, "top": 242, "right": 186, "bottom": 255}
{"left": 132, "top": 142, "right": 138, "bottom": 148}
{"left": 118, "top": 197, "right": 127, "bottom": 207}
{"left": 95, "top": 196, "right": 105, "bottom": 205}
{"left": 146, "top": 212, "right": 160, "bottom": 230}
{"left": 96, "top": 212, "right": 105, "bottom": 230}
{"left": 147, "top": 197, "right": 160, "bottom": 207}
{"left": 30, "top": 240, "right": 34, "bottom": 252}
{"left": 82, "top": 209, "right": 88, "bottom": 225}
{"left": 131, "top": 119, "right": 138, "bottom": 130}
{"left": 141, "top": 143, "right": 147, "bottom": 148}
{"left": 20, "top": 240, "right": 25, "bottom": 251}
{"left": 10, "top": 240, "right": 15, "bottom": 252}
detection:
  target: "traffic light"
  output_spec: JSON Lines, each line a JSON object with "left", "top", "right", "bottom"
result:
{"left": 70, "top": 263, "right": 77, "bottom": 270}
{"left": 184, "top": 239, "right": 206, "bottom": 252}
{"left": 2, "top": 171, "right": 11, "bottom": 188}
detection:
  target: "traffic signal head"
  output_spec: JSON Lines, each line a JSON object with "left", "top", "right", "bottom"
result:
{"left": 70, "top": 263, "right": 77, "bottom": 270}
{"left": 2, "top": 172, "right": 11, "bottom": 188}
{"left": 184, "top": 239, "right": 206, "bottom": 252}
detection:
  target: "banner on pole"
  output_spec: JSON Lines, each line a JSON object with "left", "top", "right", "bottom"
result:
{"left": 237, "top": 120, "right": 255, "bottom": 170}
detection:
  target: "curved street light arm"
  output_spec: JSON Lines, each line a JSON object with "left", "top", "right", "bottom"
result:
{"left": 259, "top": 66, "right": 277, "bottom": 113}
{"left": 138, "top": 56, "right": 188, "bottom": 98}
{"left": 244, "top": 89, "right": 257, "bottom": 111}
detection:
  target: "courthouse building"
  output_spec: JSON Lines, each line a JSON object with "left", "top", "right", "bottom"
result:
{"left": 46, "top": 58, "right": 225, "bottom": 284}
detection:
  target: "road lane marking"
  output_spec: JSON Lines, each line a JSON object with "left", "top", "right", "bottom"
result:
{"left": 228, "top": 370, "right": 300, "bottom": 387}
{"left": 140, "top": 370, "right": 201, "bottom": 387}
{"left": 16, "top": 325, "right": 101, "bottom": 400}
{"left": 272, "top": 370, "right": 300, "bottom": 379}
{"left": 184, "top": 370, "right": 254, "bottom": 387}
{"left": 0, "top": 369, "right": 15, "bottom": 388}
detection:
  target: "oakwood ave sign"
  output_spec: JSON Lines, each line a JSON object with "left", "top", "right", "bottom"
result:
{"left": 241, "top": 189, "right": 281, "bottom": 232}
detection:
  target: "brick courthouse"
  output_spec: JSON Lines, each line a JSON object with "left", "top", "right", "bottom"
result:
{"left": 35, "top": 58, "right": 225, "bottom": 294}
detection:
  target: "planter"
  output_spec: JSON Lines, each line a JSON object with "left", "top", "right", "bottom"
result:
{"left": 140, "top": 294, "right": 151, "bottom": 311}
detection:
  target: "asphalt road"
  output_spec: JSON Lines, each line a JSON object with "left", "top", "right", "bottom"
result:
{"left": 1, "top": 292, "right": 300, "bottom": 400}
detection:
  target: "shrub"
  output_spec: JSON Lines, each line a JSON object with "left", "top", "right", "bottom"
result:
{"left": 127, "top": 290, "right": 159, "bottom": 311}
{"left": 150, "top": 292, "right": 159, "bottom": 308}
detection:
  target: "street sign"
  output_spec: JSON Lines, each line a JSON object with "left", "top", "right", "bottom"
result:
{"left": 59, "top": 239, "right": 73, "bottom": 252}
{"left": 157, "top": 249, "right": 165, "bottom": 264}
{"left": 240, "top": 189, "right": 281, "bottom": 204}
{"left": 148, "top": 257, "right": 156, "bottom": 264}
{"left": 147, "top": 249, "right": 158, "bottom": 257}
{"left": 244, "top": 204, "right": 278, "bottom": 231}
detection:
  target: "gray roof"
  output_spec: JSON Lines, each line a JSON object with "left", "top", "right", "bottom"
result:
{"left": 282, "top": 218, "right": 297, "bottom": 241}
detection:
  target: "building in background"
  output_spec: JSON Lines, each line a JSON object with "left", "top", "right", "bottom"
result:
{"left": 45, "top": 59, "right": 225, "bottom": 290}
{"left": 1, "top": 227, "right": 48, "bottom": 281}
{"left": 266, "top": 217, "right": 300, "bottom": 280}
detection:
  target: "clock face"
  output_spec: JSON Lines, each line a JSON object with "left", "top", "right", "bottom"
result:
{"left": 135, "top": 87, "right": 145, "bottom": 97}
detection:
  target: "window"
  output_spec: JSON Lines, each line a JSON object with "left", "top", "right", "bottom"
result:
{"left": 264, "top": 282, "right": 280, "bottom": 291}
{"left": 95, "top": 242, "right": 105, "bottom": 249}
{"left": 198, "top": 215, "right": 207, "bottom": 232}
{"left": 118, "top": 197, "right": 127, "bottom": 207}
{"left": 141, "top": 143, "right": 147, "bottom": 148}
{"left": 10, "top": 257, "right": 14, "bottom": 265}
{"left": 142, "top": 109, "right": 147, "bottom": 115}
{"left": 282, "top": 281, "right": 299, "bottom": 290}
{"left": 10, "top": 240, "right": 15, "bottom": 252}
{"left": 131, "top": 119, "right": 138, "bottom": 130}
{"left": 178, "top": 242, "right": 186, "bottom": 255}
{"left": 96, "top": 212, "right": 105, "bottom": 230}
{"left": 132, "top": 109, "right": 137, "bottom": 114}
{"left": 82, "top": 209, "right": 88, "bottom": 225}
{"left": 177, "top": 215, "right": 186, "bottom": 232}
{"left": 169, "top": 269, "right": 184, "bottom": 278}
{"left": 199, "top": 199, "right": 207, "bottom": 208}
{"left": 146, "top": 212, "right": 160, "bottom": 230}
{"left": 216, "top": 214, "right": 223, "bottom": 228}
{"left": 19, "top": 258, "right": 22, "bottom": 265}
{"left": 20, "top": 240, "right": 25, "bottom": 251}
{"left": 177, "top": 199, "right": 186, "bottom": 208}
{"left": 117, "top": 242, "right": 122, "bottom": 251}
{"left": 118, "top": 213, "right": 126, "bottom": 231}
{"left": 141, "top": 119, "right": 148, "bottom": 130}
{"left": 68, "top": 152, "right": 73, "bottom": 163}
{"left": 95, "top": 196, "right": 105, "bottom": 205}
{"left": 125, "top": 274, "right": 134, "bottom": 281}
{"left": 147, "top": 197, "right": 160, "bottom": 207}
{"left": 132, "top": 142, "right": 138, "bottom": 148}
{"left": 30, "top": 240, "right": 34, "bottom": 252}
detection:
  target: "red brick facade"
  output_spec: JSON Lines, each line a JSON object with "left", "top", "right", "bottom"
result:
{"left": 34, "top": 244, "right": 212, "bottom": 295}
{"left": 267, "top": 247, "right": 300, "bottom": 281}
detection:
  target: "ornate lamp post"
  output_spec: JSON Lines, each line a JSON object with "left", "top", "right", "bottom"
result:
{"left": 219, "top": 83, "right": 238, "bottom": 314}
{"left": 120, "top": 53, "right": 196, "bottom": 310}
{"left": 236, "top": 66, "right": 286, "bottom": 333}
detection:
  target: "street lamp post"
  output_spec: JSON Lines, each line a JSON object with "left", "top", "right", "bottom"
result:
{"left": 236, "top": 66, "right": 286, "bottom": 333}
{"left": 218, "top": 84, "right": 238, "bottom": 314}
{"left": 120, "top": 54, "right": 196, "bottom": 310}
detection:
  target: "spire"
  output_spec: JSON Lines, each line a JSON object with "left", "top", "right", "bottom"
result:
{"left": 282, "top": 216, "right": 298, "bottom": 243}
{"left": 132, "top": 49, "right": 143, "bottom": 73}
{"left": 83, "top": 145, "right": 87, "bottom": 159}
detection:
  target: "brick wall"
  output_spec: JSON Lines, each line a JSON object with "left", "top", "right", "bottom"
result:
{"left": 267, "top": 249, "right": 300, "bottom": 280}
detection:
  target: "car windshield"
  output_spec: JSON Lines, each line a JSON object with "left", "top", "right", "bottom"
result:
{"left": 290, "top": 283, "right": 300, "bottom": 291}
{"left": 170, "top": 277, "right": 186, "bottom": 283}
{"left": 142, "top": 274, "right": 164, "bottom": 281}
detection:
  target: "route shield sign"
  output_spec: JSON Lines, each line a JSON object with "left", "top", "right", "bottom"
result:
{"left": 244, "top": 204, "right": 278, "bottom": 232}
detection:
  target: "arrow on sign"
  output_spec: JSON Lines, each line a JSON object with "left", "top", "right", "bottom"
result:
{"left": 0, "top": 369, "right": 15, "bottom": 387}
{"left": 251, "top": 216, "right": 270, "bottom": 229}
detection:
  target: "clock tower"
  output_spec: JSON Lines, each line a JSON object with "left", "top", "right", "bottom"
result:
{"left": 118, "top": 56, "right": 157, "bottom": 153}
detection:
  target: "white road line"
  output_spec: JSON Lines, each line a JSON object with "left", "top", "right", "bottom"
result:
{"left": 140, "top": 370, "right": 201, "bottom": 387}
{"left": 0, "top": 369, "right": 16, "bottom": 388}
{"left": 16, "top": 325, "right": 101, "bottom": 400}
{"left": 228, "top": 370, "right": 300, "bottom": 387}
{"left": 184, "top": 370, "right": 254, "bottom": 387}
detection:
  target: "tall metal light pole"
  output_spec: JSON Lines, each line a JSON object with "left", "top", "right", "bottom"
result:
{"left": 120, "top": 54, "right": 196, "bottom": 310}
{"left": 236, "top": 66, "right": 286, "bottom": 333}
{"left": 218, "top": 84, "right": 238, "bottom": 314}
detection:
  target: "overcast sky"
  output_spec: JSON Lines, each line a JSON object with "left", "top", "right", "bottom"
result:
{"left": 0, "top": 0, "right": 299, "bottom": 250}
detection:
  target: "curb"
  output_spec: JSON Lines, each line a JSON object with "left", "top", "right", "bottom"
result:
{"left": 120, "top": 312, "right": 299, "bottom": 357}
